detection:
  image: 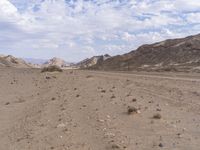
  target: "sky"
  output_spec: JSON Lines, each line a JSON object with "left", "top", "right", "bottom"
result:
{"left": 0, "top": 0, "right": 200, "bottom": 62}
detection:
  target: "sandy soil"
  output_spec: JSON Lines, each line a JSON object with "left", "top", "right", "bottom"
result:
{"left": 0, "top": 68, "right": 200, "bottom": 150}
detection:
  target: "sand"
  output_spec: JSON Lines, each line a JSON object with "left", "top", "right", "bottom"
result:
{"left": 0, "top": 67, "right": 200, "bottom": 150}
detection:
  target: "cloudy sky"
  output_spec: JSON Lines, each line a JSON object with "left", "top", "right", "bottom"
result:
{"left": 0, "top": 0, "right": 200, "bottom": 61}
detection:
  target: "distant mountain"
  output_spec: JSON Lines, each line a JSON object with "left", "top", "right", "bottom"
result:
{"left": 43, "top": 57, "right": 72, "bottom": 68}
{"left": 0, "top": 56, "right": 74, "bottom": 69}
{"left": 90, "top": 34, "right": 200, "bottom": 72}
{"left": 0, "top": 55, "right": 34, "bottom": 68}
{"left": 23, "top": 58, "right": 47, "bottom": 65}
{"left": 75, "top": 54, "right": 111, "bottom": 69}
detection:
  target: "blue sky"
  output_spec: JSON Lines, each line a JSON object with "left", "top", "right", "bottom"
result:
{"left": 0, "top": 0, "right": 200, "bottom": 61}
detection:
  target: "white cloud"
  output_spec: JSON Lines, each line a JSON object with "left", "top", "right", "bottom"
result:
{"left": 0, "top": 0, "right": 199, "bottom": 61}
{"left": 0, "top": 0, "right": 19, "bottom": 21}
{"left": 186, "top": 12, "right": 200, "bottom": 24}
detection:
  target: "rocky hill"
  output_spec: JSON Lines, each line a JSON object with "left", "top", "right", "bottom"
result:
{"left": 43, "top": 57, "right": 71, "bottom": 68}
{"left": 0, "top": 55, "right": 34, "bottom": 68}
{"left": 75, "top": 54, "right": 111, "bottom": 69}
{"left": 90, "top": 34, "right": 200, "bottom": 72}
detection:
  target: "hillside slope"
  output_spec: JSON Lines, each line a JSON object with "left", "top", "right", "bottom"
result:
{"left": 75, "top": 54, "right": 111, "bottom": 69}
{"left": 43, "top": 57, "right": 71, "bottom": 68}
{"left": 91, "top": 34, "right": 200, "bottom": 72}
{"left": 0, "top": 55, "right": 33, "bottom": 68}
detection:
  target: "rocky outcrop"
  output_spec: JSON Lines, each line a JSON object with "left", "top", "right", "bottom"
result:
{"left": 75, "top": 54, "right": 111, "bottom": 69}
{"left": 91, "top": 34, "right": 200, "bottom": 72}
{"left": 0, "top": 55, "right": 33, "bottom": 68}
{"left": 43, "top": 57, "right": 70, "bottom": 68}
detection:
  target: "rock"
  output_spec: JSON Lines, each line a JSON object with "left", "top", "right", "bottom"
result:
{"left": 51, "top": 97, "right": 56, "bottom": 101}
{"left": 132, "top": 98, "right": 137, "bottom": 102}
{"left": 111, "top": 95, "right": 116, "bottom": 99}
{"left": 159, "top": 143, "right": 164, "bottom": 147}
{"left": 5, "top": 102, "right": 10, "bottom": 105}
{"left": 101, "top": 90, "right": 106, "bottom": 93}
{"left": 45, "top": 76, "right": 51, "bottom": 79}
{"left": 111, "top": 144, "right": 120, "bottom": 149}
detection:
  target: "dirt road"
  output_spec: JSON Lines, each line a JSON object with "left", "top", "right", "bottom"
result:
{"left": 0, "top": 68, "right": 200, "bottom": 150}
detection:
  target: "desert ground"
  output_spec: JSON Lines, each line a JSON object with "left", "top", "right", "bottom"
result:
{"left": 0, "top": 67, "right": 200, "bottom": 150}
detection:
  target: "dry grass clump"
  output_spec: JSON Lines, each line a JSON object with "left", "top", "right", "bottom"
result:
{"left": 132, "top": 98, "right": 137, "bottom": 102}
{"left": 101, "top": 90, "right": 106, "bottom": 93}
{"left": 5, "top": 102, "right": 10, "bottom": 105}
{"left": 127, "top": 106, "right": 140, "bottom": 115}
{"left": 159, "top": 143, "right": 164, "bottom": 147}
{"left": 111, "top": 95, "right": 116, "bottom": 99}
{"left": 41, "top": 65, "right": 63, "bottom": 73}
{"left": 111, "top": 144, "right": 120, "bottom": 149}
{"left": 51, "top": 97, "right": 56, "bottom": 101}
{"left": 86, "top": 75, "right": 93, "bottom": 78}
{"left": 163, "top": 66, "right": 177, "bottom": 72}
{"left": 153, "top": 113, "right": 162, "bottom": 119}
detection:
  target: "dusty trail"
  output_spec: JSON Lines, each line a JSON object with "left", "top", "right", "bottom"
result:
{"left": 0, "top": 68, "right": 200, "bottom": 150}
{"left": 86, "top": 70, "right": 200, "bottom": 82}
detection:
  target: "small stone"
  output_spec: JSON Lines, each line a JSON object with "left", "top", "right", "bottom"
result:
{"left": 156, "top": 108, "right": 161, "bottom": 111}
{"left": 51, "top": 97, "right": 56, "bottom": 101}
{"left": 177, "top": 133, "right": 182, "bottom": 138}
{"left": 132, "top": 98, "right": 137, "bottom": 102}
{"left": 86, "top": 75, "right": 93, "bottom": 78}
{"left": 158, "top": 143, "right": 163, "bottom": 147}
{"left": 111, "top": 144, "right": 120, "bottom": 149}
{"left": 5, "top": 102, "right": 10, "bottom": 105}
{"left": 45, "top": 76, "right": 51, "bottom": 79}
{"left": 111, "top": 95, "right": 116, "bottom": 99}
{"left": 101, "top": 90, "right": 106, "bottom": 93}
{"left": 57, "top": 123, "right": 66, "bottom": 128}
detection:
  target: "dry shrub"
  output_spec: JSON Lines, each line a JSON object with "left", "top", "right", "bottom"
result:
{"left": 132, "top": 98, "right": 137, "bottom": 102}
{"left": 41, "top": 65, "right": 63, "bottom": 73}
{"left": 163, "top": 66, "right": 177, "bottom": 72}
{"left": 86, "top": 75, "right": 93, "bottom": 78}
{"left": 111, "top": 144, "right": 120, "bottom": 149}
{"left": 101, "top": 90, "right": 106, "bottom": 93}
{"left": 127, "top": 106, "right": 140, "bottom": 115}
{"left": 153, "top": 113, "right": 162, "bottom": 119}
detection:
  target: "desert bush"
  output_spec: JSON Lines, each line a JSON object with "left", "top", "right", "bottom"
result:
{"left": 132, "top": 98, "right": 137, "bottom": 102}
{"left": 163, "top": 66, "right": 177, "bottom": 72}
{"left": 153, "top": 113, "right": 162, "bottom": 119}
{"left": 127, "top": 106, "right": 140, "bottom": 115}
{"left": 86, "top": 75, "right": 93, "bottom": 78}
{"left": 101, "top": 89, "right": 106, "bottom": 93}
{"left": 41, "top": 65, "right": 63, "bottom": 73}
{"left": 111, "top": 95, "right": 116, "bottom": 99}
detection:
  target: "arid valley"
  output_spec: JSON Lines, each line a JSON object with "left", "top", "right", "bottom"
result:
{"left": 0, "top": 68, "right": 200, "bottom": 150}
{"left": 1, "top": 1, "right": 200, "bottom": 149}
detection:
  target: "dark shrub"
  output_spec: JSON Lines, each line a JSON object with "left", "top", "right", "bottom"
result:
{"left": 127, "top": 106, "right": 140, "bottom": 115}
{"left": 41, "top": 65, "right": 63, "bottom": 73}
{"left": 153, "top": 113, "right": 162, "bottom": 119}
